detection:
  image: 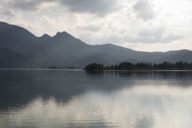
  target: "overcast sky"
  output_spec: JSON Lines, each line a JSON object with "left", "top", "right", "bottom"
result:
{"left": 0, "top": 0, "right": 192, "bottom": 51}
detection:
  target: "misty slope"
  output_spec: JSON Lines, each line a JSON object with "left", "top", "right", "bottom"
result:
{"left": 0, "top": 22, "right": 40, "bottom": 57}
{"left": 0, "top": 22, "right": 192, "bottom": 68}
{"left": 0, "top": 48, "right": 26, "bottom": 68}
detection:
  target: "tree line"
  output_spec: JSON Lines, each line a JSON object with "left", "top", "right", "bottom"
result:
{"left": 85, "top": 61, "right": 192, "bottom": 71}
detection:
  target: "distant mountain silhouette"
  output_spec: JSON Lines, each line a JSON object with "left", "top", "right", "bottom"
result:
{"left": 0, "top": 22, "right": 192, "bottom": 68}
{"left": 0, "top": 48, "right": 26, "bottom": 68}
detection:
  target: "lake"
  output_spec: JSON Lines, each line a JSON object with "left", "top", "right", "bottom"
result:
{"left": 0, "top": 70, "right": 192, "bottom": 128}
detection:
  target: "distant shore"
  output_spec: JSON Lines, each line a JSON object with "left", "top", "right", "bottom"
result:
{"left": 84, "top": 62, "right": 192, "bottom": 72}
{"left": 1, "top": 68, "right": 192, "bottom": 72}
{"left": 0, "top": 68, "right": 83, "bottom": 71}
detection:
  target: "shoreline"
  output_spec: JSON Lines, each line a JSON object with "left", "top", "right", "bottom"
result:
{"left": 0, "top": 68, "right": 192, "bottom": 72}
{"left": 0, "top": 68, "right": 83, "bottom": 71}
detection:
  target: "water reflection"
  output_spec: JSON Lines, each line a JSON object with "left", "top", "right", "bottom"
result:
{"left": 1, "top": 70, "right": 192, "bottom": 128}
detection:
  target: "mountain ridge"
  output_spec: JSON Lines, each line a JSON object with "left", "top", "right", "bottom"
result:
{"left": 0, "top": 22, "right": 192, "bottom": 68}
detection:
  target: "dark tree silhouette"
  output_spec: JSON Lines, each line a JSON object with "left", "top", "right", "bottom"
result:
{"left": 85, "top": 61, "right": 192, "bottom": 71}
{"left": 84, "top": 63, "right": 104, "bottom": 71}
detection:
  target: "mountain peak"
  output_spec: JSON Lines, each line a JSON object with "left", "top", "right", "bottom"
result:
{"left": 53, "top": 31, "right": 75, "bottom": 39}
{"left": 53, "top": 31, "right": 76, "bottom": 42}
{"left": 40, "top": 34, "right": 51, "bottom": 39}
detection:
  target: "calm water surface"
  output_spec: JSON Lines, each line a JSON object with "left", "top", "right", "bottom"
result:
{"left": 1, "top": 70, "right": 192, "bottom": 128}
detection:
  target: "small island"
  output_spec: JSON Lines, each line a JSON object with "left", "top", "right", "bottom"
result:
{"left": 84, "top": 61, "right": 192, "bottom": 71}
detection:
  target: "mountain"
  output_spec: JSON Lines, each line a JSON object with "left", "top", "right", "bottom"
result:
{"left": 0, "top": 21, "right": 192, "bottom": 68}
{"left": 0, "top": 48, "right": 26, "bottom": 68}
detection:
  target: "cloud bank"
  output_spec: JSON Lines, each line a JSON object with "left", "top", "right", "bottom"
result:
{"left": 60, "top": 0, "right": 118, "bottom": 15}
{"left": 133, "top": 0, "right": 155, "bottom": 21}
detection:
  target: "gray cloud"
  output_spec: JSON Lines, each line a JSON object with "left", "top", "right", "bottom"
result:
{"left": 126, "top": 28, "right": 184, "bottom": 43}
{"left": 133, "top": 0, "right": 155, "bottom": 21}
{"left": 1, "top": 10, "right": 14, "bottom": 17}
{"left": 135, "top": 117, "right": 154, "bottom": 128}
{"left": 9, "top": 0, "right": 55, "bottom": 11}
{"left": 162, "top": 34, "right": 184, "bottom": 43}
{"left": 60, "top": 0, "right": 117, "bottom": 15}
{"left": 8, "top": 0, "right": 118, "bottom": 15}
{"left": 80, "top": 25, "right": 101, "bottom": 32}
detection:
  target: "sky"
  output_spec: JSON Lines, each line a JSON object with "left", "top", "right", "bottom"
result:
{"left": 0, "top": 0, "right": 192, "bottom": 51}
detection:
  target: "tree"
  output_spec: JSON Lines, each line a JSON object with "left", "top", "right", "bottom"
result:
{"left": 84, "top": 63, "right": 104, "bottom": 71}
